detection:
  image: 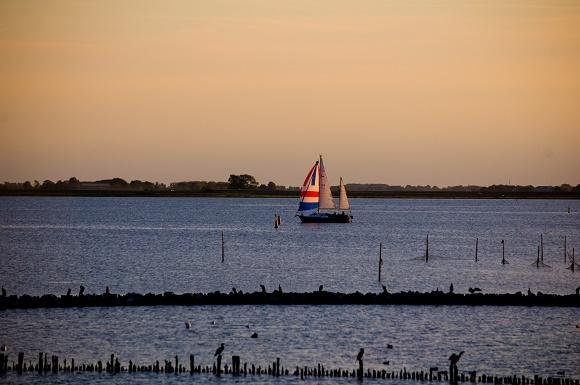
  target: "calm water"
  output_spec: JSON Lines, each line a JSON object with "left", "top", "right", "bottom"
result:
{"left": 0, "top": 305, "right": 579, "bottom": 382}
{"left": 0, "top": 197, "right": 579, "bottom": 384}
{"left": 0, "top": 197, "right": 578, "bottom": 295}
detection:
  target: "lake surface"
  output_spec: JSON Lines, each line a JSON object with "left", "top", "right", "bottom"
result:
{"left": 1, "top": 305, "right": 579, "bottom": 382}
{"left": 0, "top": 197, "right": 579, "bottom": 384}
{"left": 0, "top": 197, "right": 578, "bottom": 296}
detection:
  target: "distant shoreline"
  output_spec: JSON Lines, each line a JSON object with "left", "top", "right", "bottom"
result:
{"left": 0, "top": 189, "right": 578, "bottom": 199}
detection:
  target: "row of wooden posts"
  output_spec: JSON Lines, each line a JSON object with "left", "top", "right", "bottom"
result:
{"left": 220, "top": 230, "right": 576, "bottom": 272}
{"left": 376, "top": 234, "right": 576, "bottom": 281}
{"left": 1, "top": 352, "right": 578, "bottom": 385}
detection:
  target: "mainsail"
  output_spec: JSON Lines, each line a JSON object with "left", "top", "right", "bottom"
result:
{"left": 318, "top": 156, "right": 336, "bottom": 209}
{"left": 339, "top": 177, "right": 350, "bottom": 210}
{"left": 298, "top": 161, "right": 320, "bottom": 212}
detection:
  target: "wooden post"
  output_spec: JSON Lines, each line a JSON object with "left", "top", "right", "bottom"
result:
{"left": 564, "top": 236, "right": 567, "bottom": 264}
{"left": 38, "top": 352, "right": 43, "bottom": 373}
{"left": 358, "top": 359, "right": 363, "bottom": 380}
{"left": 17, "top": 352, "right": 23, "bottom": 374}
{"left": 276, "top": 357, "right": 280, "bottom": 376}
{"left": 475, "top": 238, "right": 478, "bottom": 262}
{"left": 216, "top": 354, "right": 222, "bottom": 376}
{"left": 221, "top": 231, "right": 225, "bottom": 263}
{"left": 232, "top": 355, "right": 240, "bottom": 376}
{"left": 190, "top": 354, "right": 194, "bottom": 374}
{"left": 540, "top": 234, "right": 544, "bottom": 261}
{"left": 0, "top": 353, "right": 4, "bottom": 374}
{"left": 110, "top": 354, "right": 114, "bottom": 374}
{"left": 378, "top": 242, "right": 383, "bottom": 282}
{"left": 501, "top": 240, "right": 506, "bottom": 265}
{"left": 175, "top": 355, "right": 178, "bottom": 374}
{"left": 425, "top": 234, "right": 429, "bottom": 263}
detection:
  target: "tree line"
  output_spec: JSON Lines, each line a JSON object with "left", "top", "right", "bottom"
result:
{"left": 0, "top": 176, "right": 578, "bottom": 193}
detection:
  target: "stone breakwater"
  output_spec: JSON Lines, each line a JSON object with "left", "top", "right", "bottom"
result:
{"left": 1, "top": 290, "right": 579, "bottom": 309}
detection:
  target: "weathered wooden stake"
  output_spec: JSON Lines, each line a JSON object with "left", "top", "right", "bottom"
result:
{"left": 540, "top": 234, "right": 544, "bottom": 261}
{"left": 378, "top": 242, "right": 383, "bottom": 282}
{"left": 190, "top": 354, "right": 194, "bottom": 374}
{"left": 564, "top": 236, "right": 567, "bottom": 264}
{"left": 425, "top": 234, "right": 430, "bottom": 263}
{"left": 17, "top": 352, "right": 23, "bottom": 374}
{"left": 276, "top": 357, "right": 280, "bottom": 376}
{"left": 232, "top": 355, "right": 240, "bottom": 376}
{"left": 501, "top": 240, "right": 506, "bottom": 265}
{"left": 38, "top": 352, "right": 43, "bottom": 373}
{"left": 475, "top": 238, "right": 479, "bottom": 262}
{"left": 216, "top": 354, "right": 222, "bottom": 376}
{"left": 221, "top": 231, "right": 225, "bottom": 263}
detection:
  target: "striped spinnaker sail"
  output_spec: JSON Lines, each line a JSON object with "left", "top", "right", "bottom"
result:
{"left": 298, "top": 161, "right": 320, "bottom": 212}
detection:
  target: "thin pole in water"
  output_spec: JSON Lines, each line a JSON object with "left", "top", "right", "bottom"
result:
{"left": 425, "top": 234, "right": 429, "bottom": 263}
{"left": 378, "top": 242, "right": 383, "bottom": 282}
{"left": 475, "top": 238, "right": 478, "bottom": 262}
{"left": 540, "top": 234, "right": 544, "bottom": 262}
{"left": 501, "top": 239, "right": 506, "bottom": 265}
{"left": 221, "top": 231, "right": 225, "bottom": 263}
{"left": 564, "top": 236, "right": 567, "bottom": 264}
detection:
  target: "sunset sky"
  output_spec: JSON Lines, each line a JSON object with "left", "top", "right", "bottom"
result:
{"left": 1, "top": 1, "right": 579, "bottom": 186}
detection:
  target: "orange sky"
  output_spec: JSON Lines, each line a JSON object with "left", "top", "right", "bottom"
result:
{"left": 1, "top": 1, "right": 579, "bottom": 186}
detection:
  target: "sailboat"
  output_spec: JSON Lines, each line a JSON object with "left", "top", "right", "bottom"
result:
{"left": 296, "top": 156, "right": 353, "bottom": 223}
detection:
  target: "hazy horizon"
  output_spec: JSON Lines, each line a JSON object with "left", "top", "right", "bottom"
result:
{"left": 1, "top": 1, "right": 579, "bottom": 186}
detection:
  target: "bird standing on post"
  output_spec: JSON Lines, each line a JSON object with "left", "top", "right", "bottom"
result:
{"left": 214, "top": 343, "right": 225, "bottom": 357}
{"left": 448, "top": 351, "right": 464, "bottom": 384}
{"left": 356, "top": 348, "right": 364, "bottom": 363}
